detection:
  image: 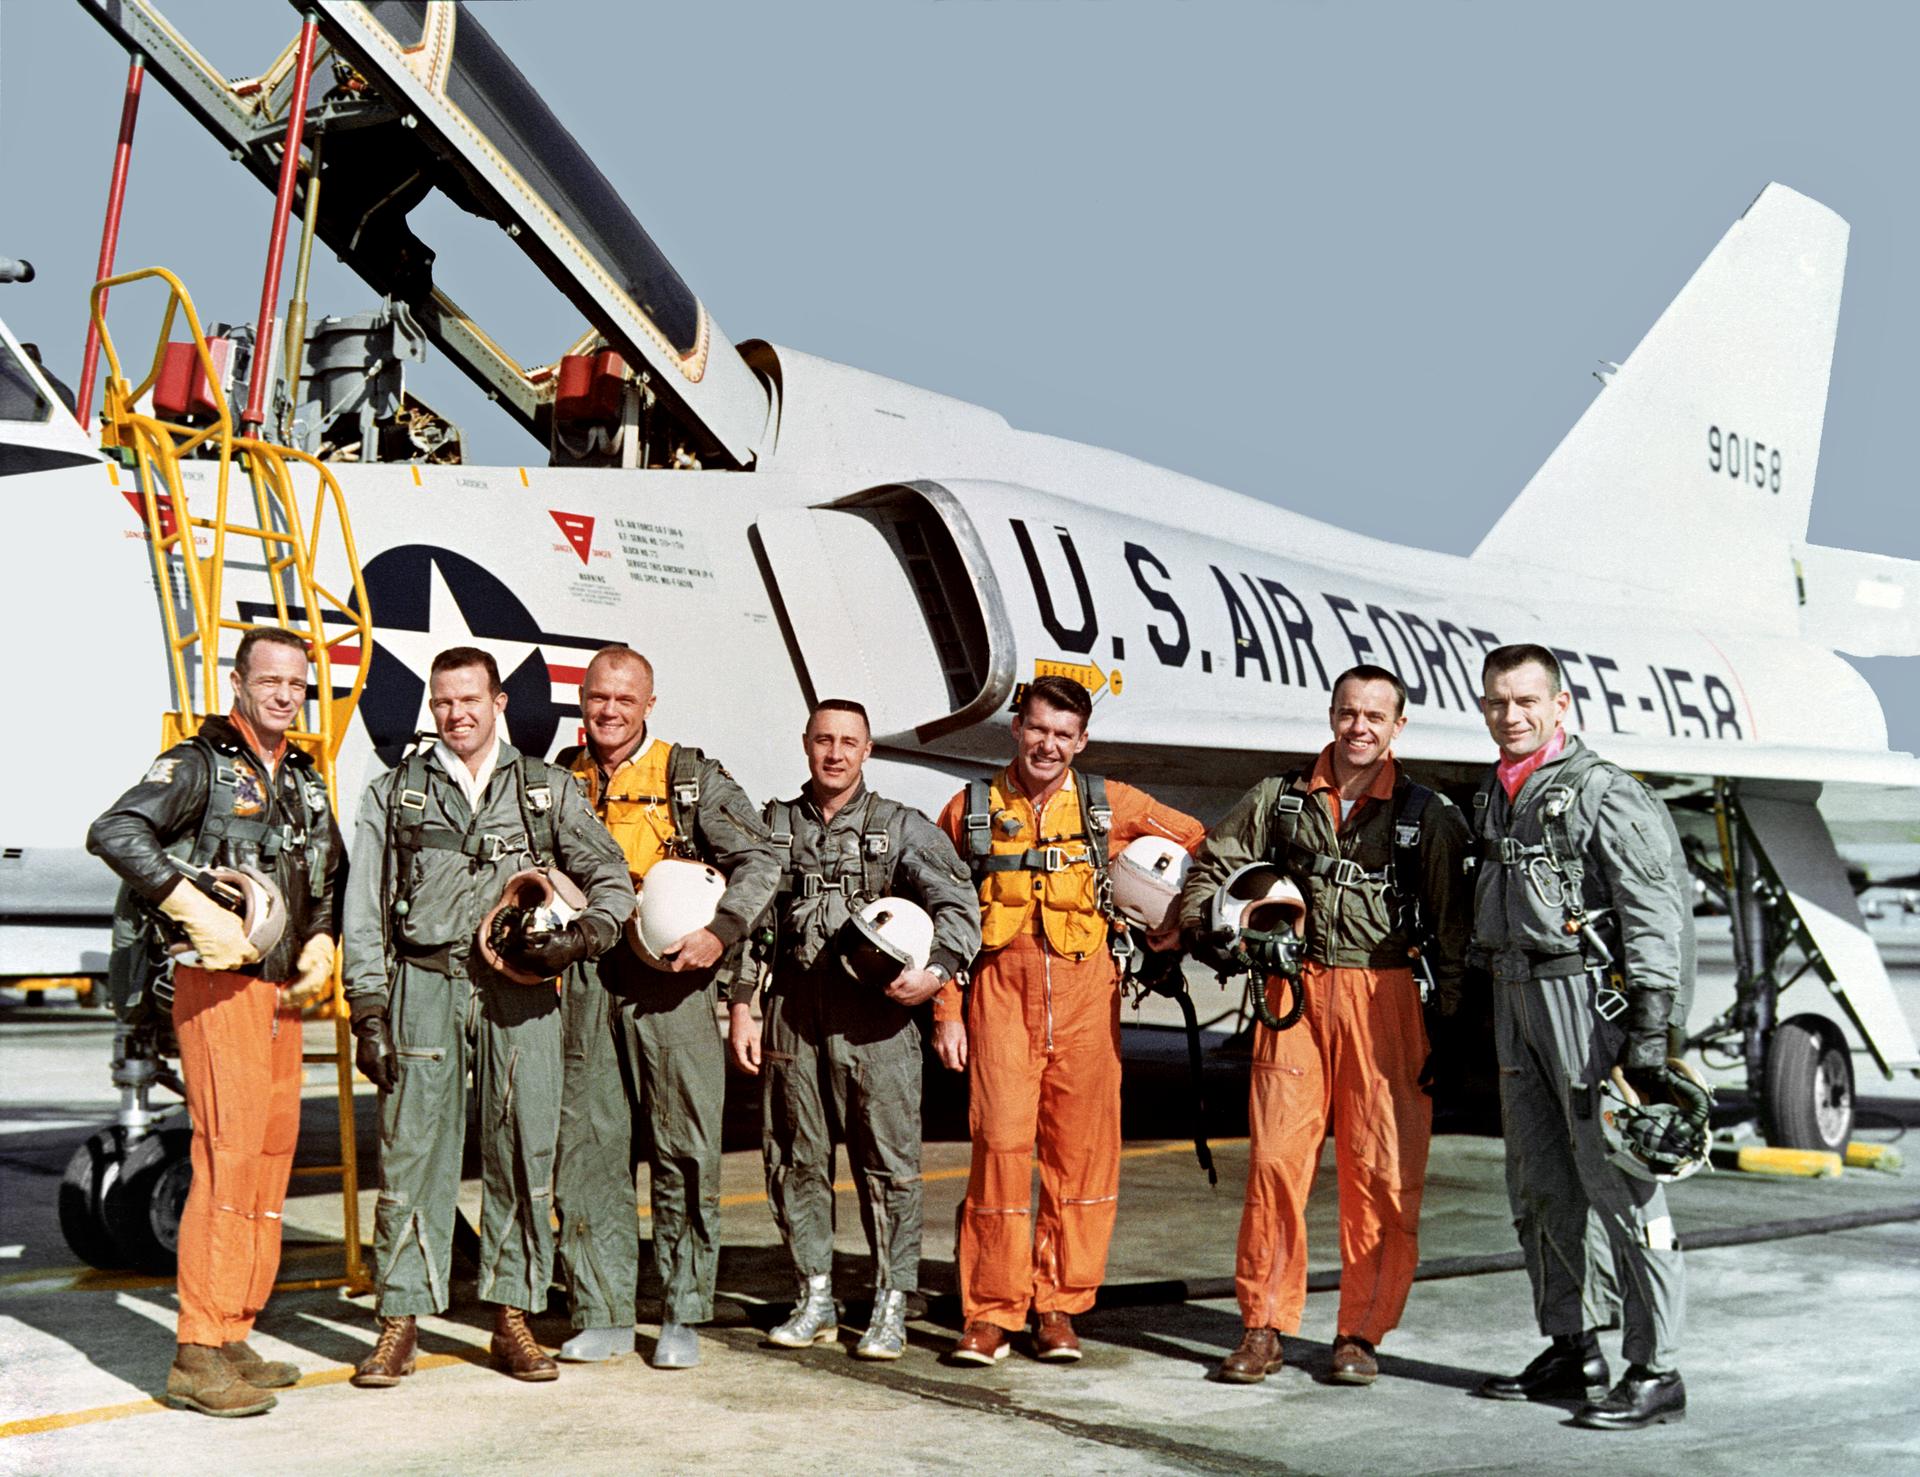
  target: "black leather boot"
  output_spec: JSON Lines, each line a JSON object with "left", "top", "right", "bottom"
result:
{"left": 1477, "top": 1332, "right": 1608, "bottom": 1401}
{"left": 1572, "top": 1366, "right": 1686, "bottom": 1429}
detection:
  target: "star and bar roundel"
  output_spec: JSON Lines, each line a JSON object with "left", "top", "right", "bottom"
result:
{"left": 242, "top": 544, "right": 616, "bottom": 766}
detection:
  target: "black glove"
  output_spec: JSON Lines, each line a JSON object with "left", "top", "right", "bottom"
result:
{"left": 1183, "top": 925, "right": 1244, "bottom": 976}
{"left": 351, "top": 1005, "right": 397, "bottom": 1093}
{"left": 1619, "top": 985, "right": 1673, "bottom": 1071}
{"left": 502, "top": 915, "right": 616, "bottom": 978}
{"left": 1240, "top": 928, "right": 1304, "bottom": 977}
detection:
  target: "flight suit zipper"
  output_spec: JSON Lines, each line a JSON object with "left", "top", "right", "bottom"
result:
{"left": 1043, "top": 944, "right": 1055, "bottom": 1055}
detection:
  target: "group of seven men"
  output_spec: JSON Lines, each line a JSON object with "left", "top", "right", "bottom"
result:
{"left": 87, "top": 631, "right": 1692, "bottom": 1433}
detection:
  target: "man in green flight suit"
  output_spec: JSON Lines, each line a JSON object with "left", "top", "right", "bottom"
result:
{"left": 342, "top": 647, "right": 634, "bottom": 1388}
{"left": 1470, "top": 643, "right": 1694, "bottom": 1431}
{"left": 728, "top": 698, "right": 981, "bottom": 1360}
{"left": 550, "top": 645, "right": 779, "bottom": 1370}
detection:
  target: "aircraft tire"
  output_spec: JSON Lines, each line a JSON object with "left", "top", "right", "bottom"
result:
{"left": 102, "top": 1121, "right": 194, "bottom": 1275}
{"left": 59, "top": 1127, "right": 130, "bottom": 1270}
{"left": 1764, "top": 1013, "right": 1854, "bottom": 1154}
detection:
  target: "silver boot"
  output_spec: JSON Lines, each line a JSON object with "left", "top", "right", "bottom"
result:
{"left": 767, "top": 1274, "right": 838, "bottom": 1348}
{"left": 854, "top": 1289, "right": 908, "bottom": 1361}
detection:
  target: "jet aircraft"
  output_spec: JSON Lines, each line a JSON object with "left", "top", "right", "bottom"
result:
{"left": 3, "top": 0, "right": 1918, "bottom": 1269}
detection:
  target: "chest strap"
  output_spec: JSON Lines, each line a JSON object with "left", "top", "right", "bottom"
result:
{"left": 771, "top": 793, "right": 896, "bottom": 899}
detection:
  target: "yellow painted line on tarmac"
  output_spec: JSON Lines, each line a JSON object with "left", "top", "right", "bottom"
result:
{"left": 0, "top": 1352, "right": 481, "bottom": 1441}
{"left": 1, "top": 1397, "right": 164, "bottom": 1439}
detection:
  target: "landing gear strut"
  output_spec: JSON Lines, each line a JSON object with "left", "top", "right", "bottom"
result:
{"left": 1685, "top": 781, "right": 1856, "bottom": 1151}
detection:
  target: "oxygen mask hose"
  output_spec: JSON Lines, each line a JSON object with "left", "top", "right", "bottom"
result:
{"left": 487, "top": 906, "right": 545, "bottom": 965}
{"left": 1172, "top": 985, "right": 1217, "bottom": 1185}
{"left": 1238, "top": 929, "right": 1308, "bottom": 1032}
{"left": 1134, "top": 944, "right": 1217, "bottom": 1183}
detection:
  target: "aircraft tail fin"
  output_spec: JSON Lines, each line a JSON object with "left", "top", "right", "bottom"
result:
{"left": 1472, "top": 184, "right": 1848, "bottom": 631}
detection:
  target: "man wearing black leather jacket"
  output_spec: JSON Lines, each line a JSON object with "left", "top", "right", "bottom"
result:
{"left": 88, "top": 626, "right": 344, "bottom": 1418}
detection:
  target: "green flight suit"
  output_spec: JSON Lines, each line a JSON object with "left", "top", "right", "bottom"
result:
{"left": 341, "top": 739, "right": 633, "bottom": 1318}
{"left": 760, "top": 783, "right": 981, "bottom": 1293}
{"left": 553, "top": 740, "right": 778, "bottom": 1330}
{"left": 1471, "top": 734, "right": 1693, "bottom": 1370}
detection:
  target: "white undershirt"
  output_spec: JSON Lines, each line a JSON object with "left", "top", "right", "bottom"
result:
{"left": 434, "top": 733, "right": 502, "bottom": 811}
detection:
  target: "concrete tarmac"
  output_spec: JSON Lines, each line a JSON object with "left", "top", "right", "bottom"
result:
{"left": 3, "top": 914, "right": 1918, "bottom": 1475}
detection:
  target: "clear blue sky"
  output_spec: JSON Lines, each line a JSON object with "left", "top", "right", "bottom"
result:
{"left": 4, "top": 0, "right": 1915, "bottom": 747}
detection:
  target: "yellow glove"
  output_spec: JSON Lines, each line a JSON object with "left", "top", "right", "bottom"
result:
{"left": 159, "top": 882, "right": 260, "bottom": 973}
{"left": 280, "top": 934, "right": 336, "bottom": 1012}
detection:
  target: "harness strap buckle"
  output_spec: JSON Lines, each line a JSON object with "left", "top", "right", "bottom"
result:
{"left": 1593, "top": 981, "right": 1629, "bottom": 1021}
{"left": 1038, "top": 846, "right": 1068, "bottom": 873}
{"left": 398, "top": 789, "right": 427, "bottom": 812}
{"left": 1331, "top": 858, "right": 1370, "bottom": 888}
{"left": 464, "top": 833, "right": 511, "bottom": 863}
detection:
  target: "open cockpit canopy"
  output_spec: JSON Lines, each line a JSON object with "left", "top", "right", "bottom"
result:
{"left": 77, "top": 0, "right": 771, "bottom": 466}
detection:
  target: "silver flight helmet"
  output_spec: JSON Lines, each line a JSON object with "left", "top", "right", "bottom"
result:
{"left": 169, "top": 865, "right": 288, "bottom": 964}
{"left": 1209, "top": 863, "right": 1307, "bottom": 940}
{"left": 1598, "top": 1058, "right": 1715, "bottom": 1183}
{"left": 479, "top": 866, "right": 588, "bottom": 985}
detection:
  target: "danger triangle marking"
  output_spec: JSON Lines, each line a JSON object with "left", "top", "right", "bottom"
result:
{"left": 550, "top": 510, "right": 594, "bottom": 565}
{"left": 122, "top": 488, "right": 177, "bottom": 540}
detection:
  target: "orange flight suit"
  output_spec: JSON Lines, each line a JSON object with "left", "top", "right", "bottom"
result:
{"left": 1235, "top": 753, "right": 1431, "bottom": 1344}
{"left": 171, "top": 964, "right": 305, "bottom": 1348}
{"left": 936, "top": 770, "right": 1204, "bottom": 1332}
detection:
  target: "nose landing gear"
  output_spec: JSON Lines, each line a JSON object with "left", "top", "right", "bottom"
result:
{"left": 58, "top": 1021, "right": 193, "bottom": 1273}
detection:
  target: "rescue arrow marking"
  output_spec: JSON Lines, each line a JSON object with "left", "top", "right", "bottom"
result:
{"left": 1034, "top": 657, "right": 1115, "bottom": 699}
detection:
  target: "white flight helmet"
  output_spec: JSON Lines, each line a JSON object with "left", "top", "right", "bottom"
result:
{"left": 628, "top": 858, "right": 727, "bottom": 969}
{"left": 1110, "top": 836, "right": 1191, "bottom": 932}
{"left": 479, "top": 867, "right": 587, "bottom": 985}
{"left": 1209, "top": 863, "right": 1307, "bottom": 939}
{"left": 836, "top": 896, "right": 935, "bottom": 991}
{"left": 170, "top": 865, "right": 288, "bottom": 963}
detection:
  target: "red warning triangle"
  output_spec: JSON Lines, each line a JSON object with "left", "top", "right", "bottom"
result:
{"left": 122, "top": 488, "right": 178, "bottom": 540}
{"left": 550, "top": 510, "right": 594, "bottom": 565}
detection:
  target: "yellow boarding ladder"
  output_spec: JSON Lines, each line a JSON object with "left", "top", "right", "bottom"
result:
{"left": 91, "top": 266, "right": 376, "bottom": 1294}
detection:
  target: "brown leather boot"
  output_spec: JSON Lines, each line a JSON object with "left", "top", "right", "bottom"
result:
{"left": 1329, "top": 1334, "right": 1379, "bottom": 1385}
{"left": 1216, "top": 1327, "right": 1284, "bottom": 1385}
{"left": 165, "top": 1343, "right": 277, "bottom": 1417}
{"left": 351, "top": 1316, "right": 418, "bottom": 1389}
{"left": 490, "top": 1305, "right": 559, "bottom": 1382}
{"left": 1032, "top": 1311, "right": 1083, "bottom": 1363}
{"left": 220, "top": 1340, "right": 300, "bottom": 1388}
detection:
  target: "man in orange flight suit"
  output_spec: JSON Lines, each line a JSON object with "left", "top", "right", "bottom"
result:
{"left": 88, "top": 627, "right": 345, "bottom": 1416}
{"left": 934, "top": 675, "right": 1204, "bottom": 1365}
{"left": 1179, "top": 664, "right": 1471, "bottom": 1387}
